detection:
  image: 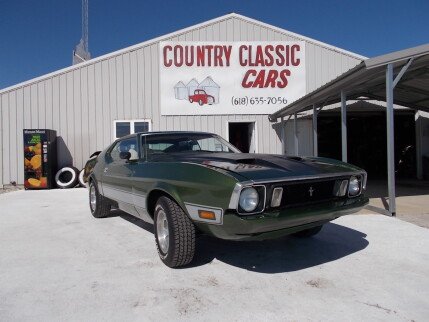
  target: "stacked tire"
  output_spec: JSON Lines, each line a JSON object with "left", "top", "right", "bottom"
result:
{"left": 55, "top": 166, "right": 88, "bottom": 188}
{"left": 78, "top": 169, "right": 87, "bottom": 187}
{"left": 55, "top": 167, "right": 80, "bottom": 189}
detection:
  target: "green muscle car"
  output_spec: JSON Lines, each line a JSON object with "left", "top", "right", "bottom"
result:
{"left": 85, "top": 131, "right": 368, "bottom": 267}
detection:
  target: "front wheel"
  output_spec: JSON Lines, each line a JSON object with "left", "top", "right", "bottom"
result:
{"left": 292, "top": 225, "right": 323, "bottom": 238}
{"left": 89, "top": 181, "right": 111, "bottom": 218}
{"left": 154, "top": 196, "right": 195, "bottom": 268}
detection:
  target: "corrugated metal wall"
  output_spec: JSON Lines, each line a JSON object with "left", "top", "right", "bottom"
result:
{"left": 284, "top": 119, "right": 314, "bottom": 156}
{"left": 0, "top": 15, "right": 362, "bottom": 186}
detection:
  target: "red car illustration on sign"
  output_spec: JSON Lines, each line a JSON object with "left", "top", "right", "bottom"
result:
{"left": 189, "top": 90, "right": 215, "bottom": 106}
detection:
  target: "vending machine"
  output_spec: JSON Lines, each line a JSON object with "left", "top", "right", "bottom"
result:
{"left": 23, "top": 129, "right": 57, "bottom": 189}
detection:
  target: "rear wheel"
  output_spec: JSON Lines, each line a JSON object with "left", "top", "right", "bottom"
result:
{"left": 154, "top": 196, "right": 195, "bottom": 268}
{"left": 89, "top": 180, "right": 111, "bottom": 218}
{"left": 292, "top": 225, "right": 323, "bottom": 238}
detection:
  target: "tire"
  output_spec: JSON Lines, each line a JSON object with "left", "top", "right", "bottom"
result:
{"left": 55, "top": 166, "right": 79, "bottom": 189}
{"left": 198, "top": 99, "right": 203, "bottom": 106}
{"left": 189, "top": 98, "right": 193, "bottom": 103}
{"left": 78, "top": 169, "right": 86, "bottom": 187}
{"left": 154, "top": 196, "right": 195, "bottom": 268}
{"left": 89, "top": 180, "right": 111, "bottom": 218}
{"left": 292, "top": 225, "right": 323, "bottom": 238}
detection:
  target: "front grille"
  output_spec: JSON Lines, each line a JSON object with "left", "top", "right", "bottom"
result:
{"left": 273, "top": 179, "right": 340, "bottom": 208}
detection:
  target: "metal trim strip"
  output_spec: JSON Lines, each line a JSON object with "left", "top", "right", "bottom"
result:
{"left": 249, "top": 171, "right": 366, "bottom": 184}
{"left": 102, "top": 184, "right": 147, "bottom": 208}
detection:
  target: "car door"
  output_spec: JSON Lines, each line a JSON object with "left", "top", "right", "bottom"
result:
{"left": 130, "top": 134, "right": 153, "bottom": 223}
{"left": 102, "top": 137, "right": 139, "bottom": 215}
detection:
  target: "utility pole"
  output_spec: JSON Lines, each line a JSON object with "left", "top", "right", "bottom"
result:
{"left": 72, "top": 0, "right": 90, "bottom": 65}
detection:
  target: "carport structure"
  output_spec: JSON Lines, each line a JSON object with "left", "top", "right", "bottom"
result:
{"left": 269, "top": 44, "right": 429, "bottom": 216}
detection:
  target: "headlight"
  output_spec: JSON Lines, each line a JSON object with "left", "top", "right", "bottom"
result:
{"left": 348, "top": 176, "right": 361, "bottom": 197}
{"left": 239, "top": 187, "right": 259, "bottom": 212}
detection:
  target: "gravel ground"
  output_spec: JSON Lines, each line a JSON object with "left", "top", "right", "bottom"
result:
{"left": 0, "top": 189, "right": 428, "bottom": 321}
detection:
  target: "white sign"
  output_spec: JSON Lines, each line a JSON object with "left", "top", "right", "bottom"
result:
{"left": 159, "top": 41, "right": 306, "bottom": 115}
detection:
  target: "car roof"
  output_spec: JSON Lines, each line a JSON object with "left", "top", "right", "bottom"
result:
{"left": 118, "top": 131, "right": 216, "bottom": 140}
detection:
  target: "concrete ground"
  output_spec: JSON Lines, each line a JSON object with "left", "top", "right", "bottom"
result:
{"left": 1, "top": 189, "right": 428, "bottom": 321}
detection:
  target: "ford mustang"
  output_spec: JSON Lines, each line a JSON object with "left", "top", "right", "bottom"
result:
{"left": 85, "top": 131, "right": 368, "bottom": 267}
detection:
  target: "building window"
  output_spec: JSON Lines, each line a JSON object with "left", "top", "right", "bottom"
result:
{"left": 113, "top": 119, "right": 151, "bottom": 139}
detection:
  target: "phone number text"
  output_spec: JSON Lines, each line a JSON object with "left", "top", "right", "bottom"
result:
{"left": 231, "top": 96, "right": 288, "bottom": 106}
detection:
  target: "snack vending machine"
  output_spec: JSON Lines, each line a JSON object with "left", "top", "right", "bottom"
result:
{"left": 23, "top": 129, "right": 57, "bottom": 189}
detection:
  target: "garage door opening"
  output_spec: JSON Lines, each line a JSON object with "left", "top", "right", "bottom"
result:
{"left": 318, "top": 111, "right": 416, "bottom": 179}
{"left": 228, "top": 122, "right": 256, "bottom": 153}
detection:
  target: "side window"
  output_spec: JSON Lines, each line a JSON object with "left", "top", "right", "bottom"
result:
{"left": 197, "top": 137, "right": 229, "bottom": 152}
{"left": 109, "top": 138, "right": 139, "bottom": 162}
{"left": 148, "top": 143, "right": 173, "bottom": 152}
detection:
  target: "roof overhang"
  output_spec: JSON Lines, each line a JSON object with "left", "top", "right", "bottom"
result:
{"left": 269, "top": 43, "right": 429, "bottom": 121}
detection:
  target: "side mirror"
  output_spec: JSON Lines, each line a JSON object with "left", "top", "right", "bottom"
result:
{"left": 119, "top": 151, "right": 131, "bottom": 160}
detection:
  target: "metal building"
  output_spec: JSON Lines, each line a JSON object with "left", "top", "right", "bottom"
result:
{"left": 0, "top": 13, "right": 364, "bottom": 187}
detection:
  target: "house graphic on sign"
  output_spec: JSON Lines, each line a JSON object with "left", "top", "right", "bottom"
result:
{"left": 173, "top": 77, "right": 220, "bottom": 105}
{"left": 174, "top": 81, "right": 187, "bottom": 100}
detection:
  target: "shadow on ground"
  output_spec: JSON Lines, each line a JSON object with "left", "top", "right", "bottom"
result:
{"left": 190, "top": 223, "right": 368, "bottom": 273}
{"left": 112, "top": 210, "right": 155, "bottom": 234}
{"left": 112, "top": 209, "right": 369, "bottom": 274}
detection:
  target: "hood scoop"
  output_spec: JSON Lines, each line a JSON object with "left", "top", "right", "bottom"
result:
{"left": 235, "top": 158, "right": 257, "bottom": 164}
{"left": 286, "top": 156, "right": 303, "bottom": 161}
{"left": 235, "top": 158, "right": 286, "bottom": 170}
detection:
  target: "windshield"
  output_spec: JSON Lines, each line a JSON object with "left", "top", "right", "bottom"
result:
{"left": 141, "top": 133, "right": 240, "bottom": 159}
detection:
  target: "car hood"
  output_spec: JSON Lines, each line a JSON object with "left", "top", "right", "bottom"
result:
{"left": 168, "top": 153, "right": 363, "bottom": 182}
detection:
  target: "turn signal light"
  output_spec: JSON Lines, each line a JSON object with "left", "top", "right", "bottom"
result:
{"left": 271, "top": 187, "right": 283, "bottom": 207}
{"left": 334, "top": 179, "right": 349, "bottom": 197}
{"left": 198, "top": 210, "right": 216, "bottom": 220}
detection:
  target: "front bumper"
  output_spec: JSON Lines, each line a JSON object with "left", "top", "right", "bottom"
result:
{"left": 195, "top": 195, "right": 368, "bottom": 240}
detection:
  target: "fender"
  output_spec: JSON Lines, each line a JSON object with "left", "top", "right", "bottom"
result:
{"left": 146, "top": 181, "right": 190, "bottom": 220}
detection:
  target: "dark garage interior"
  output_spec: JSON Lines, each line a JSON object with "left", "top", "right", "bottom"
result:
{"left": 317, "top": 110, "right": 416, "bottom": 179}
{"left": 229, "top": 122, "right": 252, "bottom": 153}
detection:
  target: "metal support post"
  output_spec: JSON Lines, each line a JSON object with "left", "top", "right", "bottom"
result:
{"left": 386, "top": 63, "right": 396, "bottom": 216}
{"left": 281, "top": 117, "right": 285, "bottom": 154}
{"left": 312, "top": 104, "right": 318, "bottom": 157}
{"left": 341, "top": 90, "right": 347, "bottom": 162}
{"left": 294, "top": 113, "right": 298, "bottom": 156}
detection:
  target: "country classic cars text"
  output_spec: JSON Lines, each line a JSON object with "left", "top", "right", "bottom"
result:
{"left": 162, "top": 43, "right": 303, "bottom": 88}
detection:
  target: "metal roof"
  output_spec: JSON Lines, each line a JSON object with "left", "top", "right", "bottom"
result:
{"left": 0, "top": 13, "right": 365, "bottom": 95}
{"left": 269, "top": 43, "right": 429, "bottom": 121}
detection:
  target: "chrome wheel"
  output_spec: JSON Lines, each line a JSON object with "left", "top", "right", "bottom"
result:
{"left": 89, "top": 183, "right": 97, "bottom": 212}
{"left": 156, "top": 209, "right": 169, "bottom": 254}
